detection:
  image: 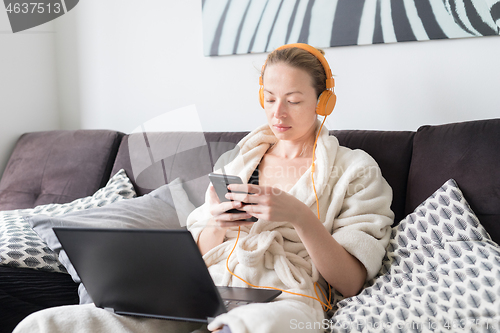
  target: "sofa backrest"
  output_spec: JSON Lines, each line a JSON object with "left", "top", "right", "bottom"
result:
{"left": 2, "top": 120, "right": 496, "bottom": 242}
{"left": 0, "top": 130, "right": 124, "bottom": 211}
{"left": 111, "top": 129, "right": 415, "bottom": 223}
{"left": 111, "top": 132, "right": 249, "bottom": 208}
{"left": 332, "top": 130, "right": 415, "bottom": 224}
{"left": 406, "top": 118, "right": 500, "bottom": 242}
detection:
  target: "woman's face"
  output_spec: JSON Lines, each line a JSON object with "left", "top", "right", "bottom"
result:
{"left": 262, "top": 63, "right": 318, "bottom": 143}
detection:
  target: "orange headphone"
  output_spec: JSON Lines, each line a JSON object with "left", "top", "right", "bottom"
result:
{"left": 259, "top": 43, "right": 337, "bottom": 117}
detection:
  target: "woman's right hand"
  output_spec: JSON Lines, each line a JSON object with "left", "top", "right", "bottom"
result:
{"left": 198, "top": 185, "right": 255, "bottom": 255}
{"left": 206, "top": 185, "right": 256, "bottom": 229}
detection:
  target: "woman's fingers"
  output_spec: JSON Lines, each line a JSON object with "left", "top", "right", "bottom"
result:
{"left": 226, "top": 184, "right": 302, "bottom": 223}
{"left": 226, "top": 184, "right": 281, "bottom": 204}
{"left": 209, "top": 200, "right": 243, "bottom": 216}
{"left": 212, "top": 209, "right": 256, "bottom": 228}
{"left": 208, "top": 185, "right": 246, "bottom": 215}
{"left": 228, "top": 183, "right": 262, "bottom": 194}
{"left": 207, "top": 195, "right": 255, "bottom": 223}
{"left": 225, "top": 184, "right": 259, "bottom": 204}
{"left": 215, "top": 210, "right": 251, "bottom": 222}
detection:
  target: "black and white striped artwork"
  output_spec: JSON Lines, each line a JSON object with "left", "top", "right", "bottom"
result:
{"left": 202, "top": 0, "right": 500, "bottom": 56}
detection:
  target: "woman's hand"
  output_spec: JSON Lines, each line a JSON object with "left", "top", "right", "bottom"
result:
{"left": 206, "top": 185, "right": 256, "bottom": 229}
{"left": 225, "top": 184, "right": 309, "bottom": 227}
{"left": 198, "top": 185, "right": 256, "bottom": 255}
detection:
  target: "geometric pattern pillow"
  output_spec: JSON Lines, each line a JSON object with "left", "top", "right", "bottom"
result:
{"left": 329, "top": 179, "right": 500, "bottom": 332}
{"left": 0, "top": 169, "right": 136, "bottom": 273}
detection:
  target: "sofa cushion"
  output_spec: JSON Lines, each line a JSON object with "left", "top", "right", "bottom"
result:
{"left": 0, "top": 130, "right": 124, "bottom": 211}
{"left": 0, "top": 170, "right": 136, "bottom": 273}
{"left": 329, "top": 179, "right": 500, "bottom": 332}
{"left": 111, "top": 132, "right": 247, "bottom": 207}
{"left": 332, "top": 130, "right": 414, "bottom": 225}
{"left": 406, "top": 118, "right": 500, "bottom": 243}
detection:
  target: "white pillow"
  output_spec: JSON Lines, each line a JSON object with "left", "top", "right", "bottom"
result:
{"left": 168, "top": 177, "right": 196, "bottom": 227}
{"left": 0, "top": 169, "right": 136, "bottom": 273}
{"left": 27, "top": 177, "right": 193, "bottom": 304}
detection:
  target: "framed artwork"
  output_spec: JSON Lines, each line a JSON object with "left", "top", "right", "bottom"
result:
{"left": 202, "top": 0, "right": 500, "bottom": 56}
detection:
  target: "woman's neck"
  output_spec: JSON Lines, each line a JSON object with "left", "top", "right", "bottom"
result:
{"left": 268, "top": 136, "right": 315, "bottom": 159}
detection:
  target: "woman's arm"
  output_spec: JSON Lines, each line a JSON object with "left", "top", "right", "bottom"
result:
{"left": 291, "top": 206, "right": 367, "bottom": 297}
{"left": 197, "top": 219, "right": 227, "bottom": 256}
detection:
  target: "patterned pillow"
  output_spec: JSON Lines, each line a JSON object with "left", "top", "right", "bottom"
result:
{"left": 0, "top": 169, "right": 136, "bottom": 273}
{"left": 328, "top": 179, "right": 500, "bottom": 333}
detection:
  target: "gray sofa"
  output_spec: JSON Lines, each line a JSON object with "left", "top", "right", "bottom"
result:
{"left": 0, "top": 118, "right": 499, "bottom": 332}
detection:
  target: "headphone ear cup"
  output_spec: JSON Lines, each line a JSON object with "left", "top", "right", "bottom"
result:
{"left": 259, "top": 85, "right": 265, "bottom": 109}
{"left": 316, "top": 90, "right": 337, "bottom": 116}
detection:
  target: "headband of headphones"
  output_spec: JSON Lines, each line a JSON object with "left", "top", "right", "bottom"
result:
{"left": 258, "top": 43, "right": 336, "bottom": 116}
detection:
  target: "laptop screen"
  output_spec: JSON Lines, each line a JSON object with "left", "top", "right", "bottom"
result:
{"left": 54, "top": 227, "right": 227, "bottom": 323}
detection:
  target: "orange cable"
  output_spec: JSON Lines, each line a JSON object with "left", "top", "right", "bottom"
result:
{"left": 225, "top": 227, "right": 332, "bottom": 311}
{"left": 311, "top": 116, "right": 327, "bottom": 220}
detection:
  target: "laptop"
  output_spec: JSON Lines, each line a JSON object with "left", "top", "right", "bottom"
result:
{"left": 53, "top": 227, "right": 281, "bottom": 323}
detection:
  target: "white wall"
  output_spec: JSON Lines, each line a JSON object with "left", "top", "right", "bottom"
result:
{"left": 329, "top": 36, "right": 500, "bottom": 130}
{"left": 0, "top": 10, "right": 60, "bottom": 178}
{"left": 55, "top": 0, "right": 500, "bottom": 134}
{"left": 1, "top": 0, "right": 499, "bottom": 176}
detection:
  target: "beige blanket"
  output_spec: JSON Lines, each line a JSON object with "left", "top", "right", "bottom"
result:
{"left": 187, "top": 120, "right": 394, "bottom": 332}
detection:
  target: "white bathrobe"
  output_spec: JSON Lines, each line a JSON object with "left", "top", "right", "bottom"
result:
{"left": 187, "top": 121, "right": 394, "bottom": 332}
{"left": 13, "top": 121, "right": 394, "bottom": 333}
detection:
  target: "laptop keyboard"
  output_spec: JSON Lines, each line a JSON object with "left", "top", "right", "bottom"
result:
{"left": 224, "top": 300, "right": 251, "bottom": 311}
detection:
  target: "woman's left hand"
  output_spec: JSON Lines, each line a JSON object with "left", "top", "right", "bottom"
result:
{"left": 225, "top": 184, "right": 308, "bottom": 226}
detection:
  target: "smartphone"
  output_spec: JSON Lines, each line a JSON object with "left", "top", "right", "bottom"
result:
{"left": 208, "top": 172, "right": 258, "bottom": 222}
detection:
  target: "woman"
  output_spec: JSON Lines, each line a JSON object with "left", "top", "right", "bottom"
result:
{"left": 187, "top": 43, "right": 394, "bottom": 332}
{"left": 14, "top": 44, "right": 393, "bottom": 333}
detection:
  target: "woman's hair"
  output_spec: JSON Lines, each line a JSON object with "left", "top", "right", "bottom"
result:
{"left": 261, "top": 46, "right": 327, "bottom": 98}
